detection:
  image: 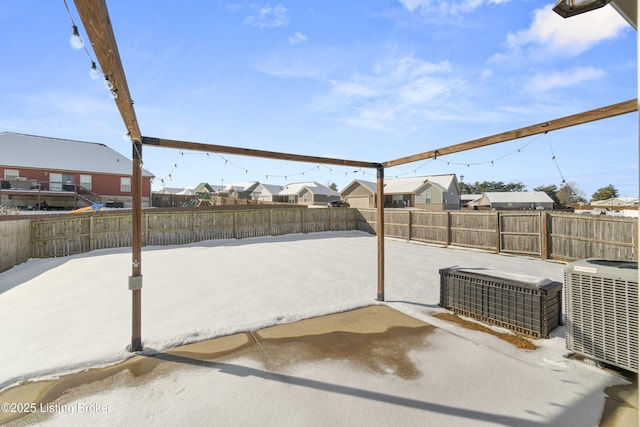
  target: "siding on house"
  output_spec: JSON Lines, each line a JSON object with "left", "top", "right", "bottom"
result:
{"left": 341, "top": 175, "right": 460, "bottom": 210}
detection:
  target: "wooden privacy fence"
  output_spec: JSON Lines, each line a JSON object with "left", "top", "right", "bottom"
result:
{"left": 356, "top": 209, "right": 637, "bottom": 262}
{"left": 0, "top": 207, "right": 358, "bottom": 271}
{"left": 1, "top": 207, "right": 637, "bottom": 273}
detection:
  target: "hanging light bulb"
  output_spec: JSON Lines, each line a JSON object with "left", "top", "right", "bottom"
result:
{"left": 110, "top": 89, "right": 118, "bottom": 99}
{"left": 70, "top": 25, "right": 84, "bottom": 49}
{"left": 104, "top": 78, "right": 114, "bottom": 90}
{"left": 89, "top": 61, "right": 100, "bottom": 80}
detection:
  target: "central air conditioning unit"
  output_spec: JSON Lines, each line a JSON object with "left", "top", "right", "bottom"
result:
{"left": 565, "top": 259, "right": 638, "bottom": 373}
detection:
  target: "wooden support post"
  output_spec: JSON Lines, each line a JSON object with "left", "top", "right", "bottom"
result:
{"left": 407, "top": 210, "right": 411, "bottom": 241}
{"left": 495, "top": 211, "right": 501, "bottom": 254}
{"left": 130, "top": 139, "right": 143, "bottom": 352}
{"left": 446, "top": 211, "right": 451, "bottom": 246}
{"left": 376, "top": 166, "right": 385, "bottom": 302}
{"left": 302, "top": 208, "right": 306, "bottom": 233}
{"left": 192, "top": 211, "right": 197, "bottom": 243}
{"left": 329, "top": 207, "right": 333, "bottom": 231}
{"left": 269, "top": 209, "right": 274, "bottom": 235}
{"left": 540, "top": 211, "right": 549, "bottom": 260}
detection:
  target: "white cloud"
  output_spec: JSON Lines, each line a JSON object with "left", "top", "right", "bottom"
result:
{"left": 289, "top": 31, "right": 308, "bottom": 45}
{"left": 315, "top": 55, "right": 465, "bottom": 131}
{"left": 506, "top": 4, "right": 629, "bottom": 57}
{"left": 525, "top": 66, "right": 607, "bottom": 92}
{"left": 397, "top": 0, "right": 510, "bottom": 15}
{"left": 243, "top": 4, "right": 289, "bottom": 28}
{"left": 330, "top": 80, "right": 378, "bottom": 98}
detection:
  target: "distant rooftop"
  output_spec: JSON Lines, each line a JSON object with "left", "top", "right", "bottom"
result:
{"left": 0, "top": 132, "right": 153, "bottom": 177}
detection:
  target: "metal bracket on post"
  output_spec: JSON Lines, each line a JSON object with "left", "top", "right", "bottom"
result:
{"left": 128, "top": 275, "right": 143, "bottom": 290}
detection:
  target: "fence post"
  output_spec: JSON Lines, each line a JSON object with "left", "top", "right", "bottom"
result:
{"left": 233, "top": 210, "right": 237, "bottom": 239}
{"left": 540, "top": 211, "right": 549, "bottom": 260}
{"left": 192, "top": 211, "right": 197, "bottom": 243}
{"left": 144, "top": 212, "right": 149, "bottom": 246}
{"left": 407, "top": 210, "right": 412, "bottom": 241}
{"left": 495, "top": 211, "right": 501, "bottom": 253}
{"left": 302, "top": 207, "right": 306, "bottom": 233}
{"left": 270, "top": 209, "right": 274, "bottom": 235}
{"left": 446, "top": 212, "right": 451, "bottom": 246}
{"left": 329, "top": 207, "right": 333, "bottom": 231}
{"left": 89, "top": 215, "right": 94, "bottom": 252}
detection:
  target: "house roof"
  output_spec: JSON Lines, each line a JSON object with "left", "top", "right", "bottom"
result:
{"left": 192, "top": 182, "right": 223, "bottom": 193}
{"left": 342, "top": 175, "right": 457, "bottom": 195}
{"left": 157, "top": 187, "right": 187, "bottom": 195}
{"left": 252, "top": 183, "right": 285, "bottom": 195}
{"left": 279, "top": 181, "right": 339, "bottom": 196}
{"left": 228, "top": 181, "right": 260, "bottom": 192}
{"left": 0, "top": 132, "right": 153, "bottom": 177}
{"left": 479, "top": 192, "right": 554, "bottom": 204}
{"left": 176, "top": 188, "right": 195, "bottom": 195}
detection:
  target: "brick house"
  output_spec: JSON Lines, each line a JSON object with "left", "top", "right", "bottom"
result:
{"left": 0, "top": 132, "right": 154, "bottom": 209}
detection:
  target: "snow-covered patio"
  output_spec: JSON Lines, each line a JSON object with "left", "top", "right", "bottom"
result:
{"left": 0, "top": 231, "right": 634, "bottom": 426}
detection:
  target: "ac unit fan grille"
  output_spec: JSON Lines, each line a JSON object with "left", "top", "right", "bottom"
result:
{"left": 565, "top": 266, "right": 638, "bottom": 373}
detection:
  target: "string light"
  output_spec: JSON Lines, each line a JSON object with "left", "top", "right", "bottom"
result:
{"left": 89, "top": 61, "right": 100, "bottom": 79}
{"left": 70, "top": 25, "right": 84, "bottom": 49}
{"left": 64, "top": 0, "right": 120, "bottom": 101}
{"left": 151, "top": 133, "right": 563, "bottom": 192}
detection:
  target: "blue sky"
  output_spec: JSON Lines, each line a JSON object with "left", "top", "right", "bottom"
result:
{"left": 0, "top": 0, "right": 637, "bottom": 198}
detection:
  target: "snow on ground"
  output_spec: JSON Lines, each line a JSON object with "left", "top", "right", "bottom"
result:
{"left": 0, "top": 231, "right": 628, "bottom": 426}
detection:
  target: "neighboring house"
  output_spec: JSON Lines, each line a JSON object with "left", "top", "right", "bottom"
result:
{"left": 274, "top": 181, "right": 340, "bottom": 206}
{"left": 339, "top": 179, "right": 377, "bottom": 209}
{"left": 474, "top": 192, "right": 554, "bottom": 210}
{"left": 460, "top": 194, "right": 482, "bottom": 209}
{"left": 192, "top": 182, "right": 224, "bottom": 194}
{"left": 251, "top": 183, "right": 285, "bottom": 202}
{"left": 227, "top": 181, "right": 261, "bottom": 199}
{"left": 341, "top": 174, "right": 461, "bottom": 210}
{"left": 157, "top": 187, "right": 193, "bottom": 195}
{"left": 590, "top": 197, "right": 639, "bottom": 207}
{"left": 0, "top": 132, "right": 154, "bottom": 209}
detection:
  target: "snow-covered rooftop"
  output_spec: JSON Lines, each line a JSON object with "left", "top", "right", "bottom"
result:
{"left": 0, "top": 132, "right": 153, "bottom": 177}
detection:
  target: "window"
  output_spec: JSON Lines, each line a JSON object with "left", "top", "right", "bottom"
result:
{"left": 4, "top": 169, "right": 18, "bottom": 180}
{"left": 80, "top": 175, "right": 92, "bottom": 190}
{"left": 49, "top": 173, "right": 62, "bottom": 191}
{"left": 120, "top": 177, "right": 131, "bottom": 193}
{"left": 425, "top": 192, "right": 432, "bottom": 203}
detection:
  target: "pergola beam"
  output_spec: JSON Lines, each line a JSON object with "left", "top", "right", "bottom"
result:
{"left": 384, "top": 99, "right": 638, "bottom": 168}
{"left": 74, "top": 0, "right": 144, "bottom": 352}
{"left": 142, "top": 137, "right": 380, "bottom": 169}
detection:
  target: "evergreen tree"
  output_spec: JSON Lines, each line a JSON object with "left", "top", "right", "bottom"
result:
{"left": 591, "top": 184, "right": 618, "bottom": 202}
{"left": 462, "top": 180, "right": 525, "bottom": 194}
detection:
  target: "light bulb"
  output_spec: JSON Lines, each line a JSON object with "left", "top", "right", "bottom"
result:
{"left": 110, "top": 89, "right": 118, "bottom": 99}
{"left": 89, "top": 62, "right": 100, "bottom": 80}
{"left": 70, "top": 25, "right": 84, "bottom": 49}
{"left": 104, "top": 79, "right": 114, "bottom": 90}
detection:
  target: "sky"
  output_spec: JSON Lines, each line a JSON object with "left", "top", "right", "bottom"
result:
{"left": 0, "top": 0, "right": 637, "bottom": 199}
{"left": 0, "top": 231, "right": 627, "bottom": 425}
